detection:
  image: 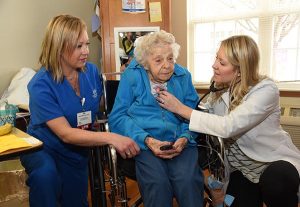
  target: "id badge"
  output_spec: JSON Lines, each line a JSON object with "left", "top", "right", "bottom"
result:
{"left": 77, "top": 111, "right": 92, "bottom": 129}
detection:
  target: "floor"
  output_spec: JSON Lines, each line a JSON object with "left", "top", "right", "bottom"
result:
{"left": 122, "top": 178, "right": 180, "bottom": 207}
{"left": 88, "top": 176, "right": 179, "bottom": 207}
{"left": 89, "top": 176, "right": 300, "bottom": 207}
{"left": 106, "top": 178, "right": 179, "bottom": 207}
{"left": 121, "top": 178, "right": 143, "bottom": 207}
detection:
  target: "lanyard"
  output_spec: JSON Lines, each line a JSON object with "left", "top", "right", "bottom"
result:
{"left": 81, "top": 97, "right": 86, "bottom": 111}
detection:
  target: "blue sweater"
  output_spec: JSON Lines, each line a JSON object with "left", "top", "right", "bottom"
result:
{"left": 108, "top": 59, "right": 199, "bottom": 150}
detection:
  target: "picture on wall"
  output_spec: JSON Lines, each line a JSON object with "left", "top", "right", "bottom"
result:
{"left": 114, "top": 27, "right": 160, "bottom": 72}
{"left": 122, "top": 0, "right": 146, "bottom": 13}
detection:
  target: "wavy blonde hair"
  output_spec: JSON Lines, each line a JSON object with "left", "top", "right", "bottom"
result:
{"left": 134, "top": 30, "right": 180, "bottom": 68}
{"left": 211, "top": 35, "right": 265, "bottom": 111}
{"left": 39, "top": 14, "right": 87, "bottom": 82}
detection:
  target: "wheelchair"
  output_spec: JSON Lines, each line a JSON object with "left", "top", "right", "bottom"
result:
{"left": 89, "top": 72, "right": 142, "bottom": 207}
{"left": 89, "top": 72, "right": 226, "bottom": 207}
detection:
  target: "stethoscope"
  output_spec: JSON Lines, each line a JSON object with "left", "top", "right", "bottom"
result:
{"left": 175, "top": 82, "right": 227, "bottom": 121}
{"left": 167, "top": 81, "right": 227, "bottom": 121}
{"left": 197, "top": 81, "right": 227, "bottom": 104}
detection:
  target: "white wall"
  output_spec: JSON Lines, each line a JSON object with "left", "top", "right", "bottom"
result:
{"left": 0, "top": 0, "right": 101, "bottom": 95}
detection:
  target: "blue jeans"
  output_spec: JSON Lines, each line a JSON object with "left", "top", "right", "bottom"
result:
{"left": 20, "top": 149, "right": 88, "bottom": 207}
{"left": 135, "top": 146, "right": 204, "bottom": 207}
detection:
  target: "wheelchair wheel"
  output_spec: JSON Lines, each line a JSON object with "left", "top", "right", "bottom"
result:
{"left": 197, "top": 133, "right": 226, "bottom": 207}
{"left": 197, "top": 133, "right": 225, "bottom": 182}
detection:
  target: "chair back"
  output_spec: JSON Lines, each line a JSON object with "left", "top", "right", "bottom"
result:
{"left": 102, "top": 72, "right": 122, "bottom": 116}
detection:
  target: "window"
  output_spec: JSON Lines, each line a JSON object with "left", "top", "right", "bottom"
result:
{"left": 188, "top": 0, "right": 300, "bottom": 90}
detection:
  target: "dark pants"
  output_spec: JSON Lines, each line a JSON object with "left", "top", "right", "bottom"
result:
{"left": 20, "top": 150, "right": 89, "bottom": 207}
{"left": 226, "top": 160, "right": 300, "bottom": 207}
{"left": 135, "top": 147, "right": 204, "bottom": 207}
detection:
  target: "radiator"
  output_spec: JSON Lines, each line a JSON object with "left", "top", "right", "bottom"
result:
{"left": 280, "top": 97, "right": 300, "bottom": 150}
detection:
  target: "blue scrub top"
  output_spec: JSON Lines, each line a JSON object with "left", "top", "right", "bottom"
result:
{"left": 27, "top": 62, "right": 102, "bottom": 167}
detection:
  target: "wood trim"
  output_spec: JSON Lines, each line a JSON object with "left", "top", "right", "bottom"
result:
{"left": 161, "top": 0, "right": 171, "bottom": 32}
{"left": 99, "top": 0, "right": 111, "bottom": 73}
{"left": 279, "top": 91, "right": 300, "bottom": 97}
{"left": 196, "top": 88, "right": 209, "bottom": 95}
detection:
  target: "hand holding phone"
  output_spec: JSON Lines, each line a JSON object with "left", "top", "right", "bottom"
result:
{"left": 160, "top": 144, "right": 174, "bottom": 151}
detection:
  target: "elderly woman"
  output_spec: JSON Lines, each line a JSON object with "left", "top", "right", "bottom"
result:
{"left": 108, "top": 30, "right": 204, "bottom": 207}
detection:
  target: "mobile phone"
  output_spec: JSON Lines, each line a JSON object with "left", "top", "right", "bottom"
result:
{"left": 160, "top": 144, "right": 174, "bottom": 151}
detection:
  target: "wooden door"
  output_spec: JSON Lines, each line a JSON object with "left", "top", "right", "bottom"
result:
{"left": 99, "top": 0, "right": 171, "bottom": 73}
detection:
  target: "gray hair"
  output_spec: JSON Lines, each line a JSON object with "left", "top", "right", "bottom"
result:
{"left": 134, "top": 30, "right": 180, "bottom": 67}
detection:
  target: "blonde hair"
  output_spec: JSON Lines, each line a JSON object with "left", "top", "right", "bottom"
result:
{"left": 134, "top": 30, "right": 180, "bottom": 67}
{"left": 212, "top": 35, "right": 265, "bottom": 111}
{"left": 39, "top": 14, "right": 87, "bottom": 82}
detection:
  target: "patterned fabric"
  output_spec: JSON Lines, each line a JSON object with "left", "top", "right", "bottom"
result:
{"left": 226, "top": 141, "right": 269, "bottom": 183}
{"left": 150, "top": 81, "right": 167, "bottom": 98}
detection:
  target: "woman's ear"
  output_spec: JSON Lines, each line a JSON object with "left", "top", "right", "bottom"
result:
{"left": 144, "top": 63, "right": 150, "bottom": 71}
{"left": 235, "top": 69, "right": 241, "bottom": 77}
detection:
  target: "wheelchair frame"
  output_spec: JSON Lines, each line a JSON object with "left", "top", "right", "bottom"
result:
{"left": 89, "top": 72, "right": 139, "bottom": 207}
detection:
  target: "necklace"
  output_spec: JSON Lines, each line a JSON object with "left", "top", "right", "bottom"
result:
{"left": 67, "top": 72, "right": 80, "bottom": 95}
{"left": 65, "top": 73, "right": 76, "bottom": 81}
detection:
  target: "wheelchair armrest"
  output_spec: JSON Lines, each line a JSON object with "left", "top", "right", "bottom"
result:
{"left": 94, "top": 118, "right": 119, "bottom": 184}
{"left": 108, "top": 144, "right": 118, "bottom": 185}
{"left": 217, "top": 136, "right": 225, "bottom": 161}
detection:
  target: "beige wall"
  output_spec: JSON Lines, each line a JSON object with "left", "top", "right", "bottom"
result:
{"left": 171, "top": 0, "right": 187, "bottom": 67}
{"left": 0, "top": 0, "right": 101, "bottom": 95}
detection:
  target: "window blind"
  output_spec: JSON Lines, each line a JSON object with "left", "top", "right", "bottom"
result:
{"left": 188, "top": 0, "right": 300, "bottom": 88}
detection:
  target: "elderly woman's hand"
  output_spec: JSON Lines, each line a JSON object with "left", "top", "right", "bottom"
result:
{"left": 145, "top": 137, "right": 187, "bottom": 159}
{"left": 172, "top": 137, "right": 188, "bottom": 153}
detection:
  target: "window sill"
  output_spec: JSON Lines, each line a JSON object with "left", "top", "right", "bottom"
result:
{"left": 194, "top": 83, "right": 210, "bottom": 90}
{"left": 194, "top": 82, "right": 300, "bottom": 97}
{"left": 276, "top": 81, "right": 300, "bottom": 92}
